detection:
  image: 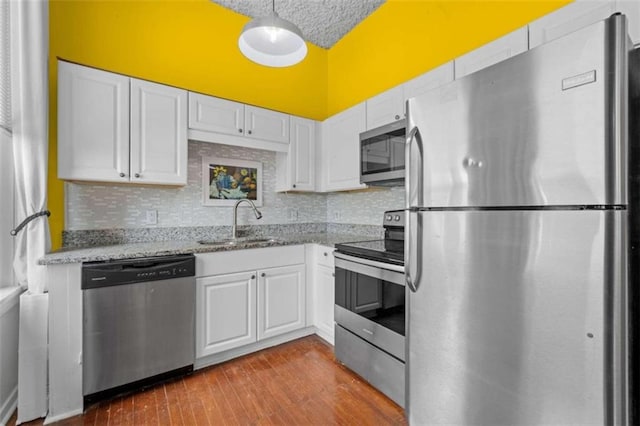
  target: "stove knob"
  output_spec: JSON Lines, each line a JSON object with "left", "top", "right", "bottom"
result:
{"left": 394, "top": 215, "right": 401, "bottom": 221}
{"left": 386, "top": 215, "right": 393, "bottom": 221}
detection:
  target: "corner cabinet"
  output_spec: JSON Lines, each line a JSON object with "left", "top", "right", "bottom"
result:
{"left": 57, "top": 60, "right": 187, "bottom": 185}
{"left": 320, "top": 102, "right": 367, "bottom": 192}
{"left": 275, "top": 117, "right": 316, "bottom": 192}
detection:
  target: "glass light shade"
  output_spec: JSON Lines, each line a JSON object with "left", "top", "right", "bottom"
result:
{"left": 238, "top": 12, "right": 307, "bottom": 67}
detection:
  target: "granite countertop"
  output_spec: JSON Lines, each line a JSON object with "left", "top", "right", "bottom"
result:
{"left": 39, "top": 232, "right": 379, "bottom": 265}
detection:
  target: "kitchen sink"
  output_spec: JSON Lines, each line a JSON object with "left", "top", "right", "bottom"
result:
{"left": 198, "top": 237, "right": 280, "bottom": 246}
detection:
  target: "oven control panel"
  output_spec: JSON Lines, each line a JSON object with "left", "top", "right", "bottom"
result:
{"left": 383, "top": 210, "right": 405, "bottom": 227}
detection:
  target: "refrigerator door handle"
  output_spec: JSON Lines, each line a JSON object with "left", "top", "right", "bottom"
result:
{"left": 405, "top": 210, "right": 421, "bottom": 293}
{"left": 405, "top": 125, "right": 424, "bottom": 209}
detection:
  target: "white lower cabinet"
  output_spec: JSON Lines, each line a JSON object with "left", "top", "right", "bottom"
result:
{"left": 195, "top": 247, "right": 307, "bottom": 360}
{"left": 312, "top": 245, "right": 335, "bottom": 344}
{"left": 314, "top": 264, "right": 335, "bottom": 344}
{"left": 196, "top": 271, "right": 257, "bottom": 358}
{"left": 257, "top": 264, "right": 306, "bottom": 340}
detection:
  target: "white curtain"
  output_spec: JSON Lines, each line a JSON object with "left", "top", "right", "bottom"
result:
{"left": 10, "top": 0, "right": 50, "bottom": 423}
{"left": 11, "top": 0, "right": 50, "bottom": 294}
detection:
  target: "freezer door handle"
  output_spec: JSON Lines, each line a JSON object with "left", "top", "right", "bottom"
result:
{"left": 405, "top": 124, "right": 424, "bottom": 209}
{"left": 405, "top": 210, "right": 421, "bottom": 293}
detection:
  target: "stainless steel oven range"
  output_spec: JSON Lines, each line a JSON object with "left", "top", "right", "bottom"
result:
{"left": 333, "top": 210, "right": 405, "bottom": 407}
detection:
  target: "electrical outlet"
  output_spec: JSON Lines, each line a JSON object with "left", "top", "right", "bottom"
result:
{"left": 289, "top": 208, "right": 298, "bottom": 221}
{"left": 146, "top": 209, "right": 158, "bottom": 225}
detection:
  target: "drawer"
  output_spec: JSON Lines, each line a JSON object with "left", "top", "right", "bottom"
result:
{"left": 316, "top": 245, "right": 335, "bottom": 268}
{"left": 335, "top": 325, "right": 405, "bottom": 408}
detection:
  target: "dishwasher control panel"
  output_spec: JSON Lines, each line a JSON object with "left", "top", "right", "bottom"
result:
{"left": 81, "top": 254, "right": 195, "bottom": 290}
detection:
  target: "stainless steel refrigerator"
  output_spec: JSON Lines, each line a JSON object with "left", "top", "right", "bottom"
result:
{"left": 405, "top": 14, "right": 636, "bottom": 425}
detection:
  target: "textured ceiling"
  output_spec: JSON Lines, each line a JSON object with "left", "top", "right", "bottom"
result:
{"left": 211, "top": 0, "right": 386, "bottom": 49}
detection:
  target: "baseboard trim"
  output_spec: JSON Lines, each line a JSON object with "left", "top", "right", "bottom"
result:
{"left": 0, "top": 386, "right": 17, "bottom": 426}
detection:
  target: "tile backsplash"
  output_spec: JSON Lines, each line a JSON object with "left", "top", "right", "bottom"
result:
{"left": 65, "top": 141, "right": 404, "bottom": 231}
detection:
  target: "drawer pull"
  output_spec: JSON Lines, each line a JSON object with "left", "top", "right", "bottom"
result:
{"left": 362, "top": 328, "right": 374, "bottom": 335}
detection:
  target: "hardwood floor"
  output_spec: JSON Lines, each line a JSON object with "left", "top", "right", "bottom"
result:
{"left": 8, "top": 335, "right": 406, "bottom": 426}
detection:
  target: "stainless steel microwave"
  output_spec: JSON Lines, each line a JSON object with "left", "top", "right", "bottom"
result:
{"left": 360, "top": 119, "right": 405, "bottom": 187}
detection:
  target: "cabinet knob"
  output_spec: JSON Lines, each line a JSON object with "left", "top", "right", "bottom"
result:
{"left": 248, "top": 130, "right": 252, "bottom": 135}
{"left": 238, "top": 128, "right": 243, "bottom": 133}
{"left": 292, "top": 184, "right": 297, "bottom": 188}
{"left": 251, "top": 275, "right": 256, "bottom": 279}
{"left": 323, "top": 252, "right": 328, "bottom": 257}
{"left": 119, "top": 173, "right": 125, "bottom": 178}
{"left": 332, "top": 273, "right": 335, "bottom": 277}
{"left": 134, "top": 173, "right": 141, "bottom": 178}
{"left": 261, "top": 272, "right": 266, "bottom": 277}
{"left": 395, "top": 115, "right": 400, "bottom": 120}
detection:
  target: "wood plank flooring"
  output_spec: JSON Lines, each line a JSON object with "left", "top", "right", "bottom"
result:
{"left": 8, "top": 335, "right": 407, "bottom": 426}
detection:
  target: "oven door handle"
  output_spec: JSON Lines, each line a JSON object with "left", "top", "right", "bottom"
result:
{"left": 333, "top": 252, "right": 405, "bottom": 273}
{"left": 333, "top": 253, "right": 405, "bottom": 286}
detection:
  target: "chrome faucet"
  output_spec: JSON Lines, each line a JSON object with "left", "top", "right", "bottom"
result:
{"left": 232, "top": 199, "right": 263, "bottom": 239}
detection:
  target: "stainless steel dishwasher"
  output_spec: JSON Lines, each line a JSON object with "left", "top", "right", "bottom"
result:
{"left": 82, "top": 254, "right": 195, "bottom": 400}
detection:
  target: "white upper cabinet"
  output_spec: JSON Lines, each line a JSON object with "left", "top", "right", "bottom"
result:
{"left": 321, "top": 102, "right": 367, "bottom": 192}
{"left": 403, "top": 61, "right": 455, "bottom": 101}
{"left": 188, "top": 92, "right": 290, "bottom": 151}
{"left": 58, "top": 61, "right": 130, "bottom": 183}
{"left": 454, "top": 27, "right": 529, "bottom": 79}
{"left": 366, "top": 85, "right": 404, "bottom": 130}
{"left": 529, "top": 0, "right": 639, "bottom": 48}
{"left": 130, "top": 79, "right": 188, "bottom": 185}
{"left": 188, "top": 93, "right": 244, "bottom": 136}
{"left": 276, "top": 116, "right": 316, "bottom": 192}
{"left": 58, "top": 61, "right": 187, "bottom": 185}
{"left": 245, "top": 105, "right": 290, "bottom": 144}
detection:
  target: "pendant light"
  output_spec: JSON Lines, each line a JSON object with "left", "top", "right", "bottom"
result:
{"left": 238, "top": 0, "right": 307, "bottom": 67}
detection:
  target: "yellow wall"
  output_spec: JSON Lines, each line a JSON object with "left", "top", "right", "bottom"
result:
{"left": 328, "top": 0, "right": 571, "bottom": 115}
{"left": 48, "top": 0, "right": 570, "bottom": 249}
{"left": 48, "top": 0, "right": 328, "bottom": 249}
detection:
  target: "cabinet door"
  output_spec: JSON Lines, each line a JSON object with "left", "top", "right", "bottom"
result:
{"left": 322, "top": 103, "right": 367, "bottom": 191}
{"left": 245, "top": 105, "right": 290, "bottom": 144}
{"left": 529, "top": 0, "right": 639, "bottom": 48}
{"left": 58, "top": 61, "right": 130, "bottom": 182}
{"left": 196, "top": 271, "right": 257, "bottom": 357}
{"left": 130, "top": 79, "right": 188, "bottom": 185}
{"left": 288, "top": 116, "right": 315, "bottom": 191}
{"left": 257, "top": 264, "right": 306, "bottom": 340}
{"left": 188, "top": 92, "right": 244, "bottom": 136}
{"left": 403, "top": 61, "right": 454, "bottom": 101}
{"left": 366, "top": 86, "right": 404, "bottom": 130}
{"left": 454, "top": 27, "right": 528, "bottom": 78}
{"left": 314, "top": 264, "right": 335, "bottom": 344}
